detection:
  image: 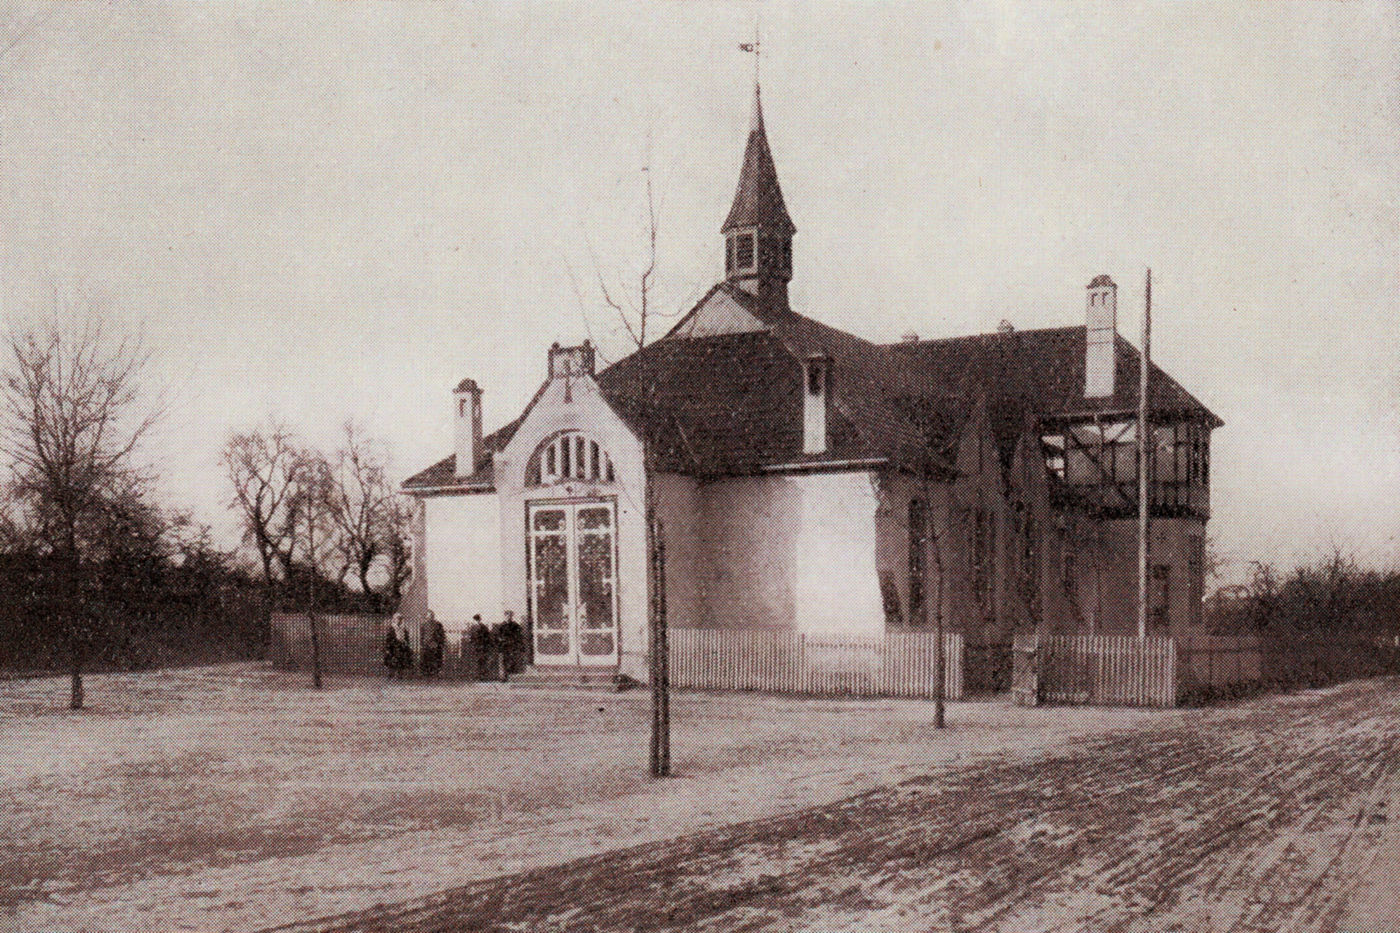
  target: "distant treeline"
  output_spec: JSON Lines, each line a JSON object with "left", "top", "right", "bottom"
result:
{"left": 1208, "top": 551, "right": 1400, "bottom": 639}
{"left": 0, "top": 531, "right": 378, "bottom": 674}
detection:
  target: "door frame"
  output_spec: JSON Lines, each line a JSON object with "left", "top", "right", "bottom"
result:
{"left": 525, "top": 496, "right": 621, "bottom": 668}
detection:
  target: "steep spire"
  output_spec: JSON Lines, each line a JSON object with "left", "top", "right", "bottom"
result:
{"left": 723, "top": 83, "right": 795, "bottom": 304}
{"left": 723, "top": 84, "right": 795, "bottom": 236}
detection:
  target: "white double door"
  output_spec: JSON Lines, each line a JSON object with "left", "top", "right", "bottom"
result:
{"left": 527, "top": 500, "right": 619, "bottom": 667}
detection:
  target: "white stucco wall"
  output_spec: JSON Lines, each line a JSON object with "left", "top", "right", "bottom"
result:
{"left": 697, "top": 476, "right": 800, "bottom": 630}
{"left": 791, "top": 471, "right": 884, "bottom": 636}
{"left": 423, "top": 492, "right": 502, "bottom": 640}
{"left": 696, "top": 471, "right": 884, "bottom": 637}
{"left": 652, "top": 473, "right": 704, "bottom": 629}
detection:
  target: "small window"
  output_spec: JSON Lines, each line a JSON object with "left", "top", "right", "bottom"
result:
{"left": 735, "top": 233, "right": 755, "bottom": 270}
{"left": 759, "top": 237, "right": 778, "bottom": 271}
{"left": 459, "top": 398, "right": 467, "bottom": 417}
{"left": 807, "top": 363, "right": 824, "bottom": 395}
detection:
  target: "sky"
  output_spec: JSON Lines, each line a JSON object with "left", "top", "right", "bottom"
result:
{"left": 0, "top": 0, "right": 1396, "bottom": 585}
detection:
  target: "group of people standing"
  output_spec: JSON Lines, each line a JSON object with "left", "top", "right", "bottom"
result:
{"left": 464, "top": 611, "right": 526, "bottom": 681}
{"left": 382, "top": 610, "right": 525, "bottom": 681}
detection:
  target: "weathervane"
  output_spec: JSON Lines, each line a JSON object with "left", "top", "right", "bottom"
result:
{"left": 739, "top": 21, "right": 761, "bottom": 87}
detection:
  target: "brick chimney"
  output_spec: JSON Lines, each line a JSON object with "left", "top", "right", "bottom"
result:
{"left": 1085, "top": 275, "right": 1117, "bottom": 398}
{"left": 453, "top": 378, "right": 483, "bottom": 479}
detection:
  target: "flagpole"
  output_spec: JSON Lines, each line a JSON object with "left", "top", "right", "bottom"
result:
{"left": 1138, "top": 268, "right": 1152, "bottom": 640}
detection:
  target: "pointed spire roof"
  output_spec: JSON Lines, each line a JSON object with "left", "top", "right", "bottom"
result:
{"left": 722, "top": 85, "right": 796, "bottom": 236}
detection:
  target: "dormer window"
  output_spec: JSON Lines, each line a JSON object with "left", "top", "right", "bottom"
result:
{"left": 803, "top": 355, "right": 830, "bottom": 454}
{"left": 528, "top": 431, "right": 615, "bottom": 486}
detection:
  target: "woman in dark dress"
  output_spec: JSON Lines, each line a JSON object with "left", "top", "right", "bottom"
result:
{"left": 384, "top": 614, "right": 403, "bottom": 679}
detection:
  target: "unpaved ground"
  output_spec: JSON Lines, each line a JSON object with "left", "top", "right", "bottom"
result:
{"left": 277, "top": 677, "right": 1400, "bottom": 933}
{"left": 0, "top": 663, "right": 1162, "bottom": 932}
{"left": 1, "top": 666, "right": 1396, "bottom": 932}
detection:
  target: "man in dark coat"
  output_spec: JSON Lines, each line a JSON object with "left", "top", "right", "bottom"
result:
{"left": 495, "top": 610, "right": 526, "bottom": 680}
{"left": 421, "top": 611, "right": 446, "bottom": 676}
{"left": 465, "top": 614, "right": 496, "bottom": 682}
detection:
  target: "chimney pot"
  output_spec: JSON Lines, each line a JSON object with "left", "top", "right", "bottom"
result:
{"left": 453, "top": 379, "right": 484, "bottom": 479}
{"left": 1084, "top": 275, "right": 1117, "bottom": 398}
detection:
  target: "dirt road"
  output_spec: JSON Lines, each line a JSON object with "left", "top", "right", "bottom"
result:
{"left": 278, "top": 678, "right": 1399, "bottom": 933}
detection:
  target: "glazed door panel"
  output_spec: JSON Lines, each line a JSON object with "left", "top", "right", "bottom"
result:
{"left": 530, "top": 507, "right": 572, "bottom": 662}
{"left": 575, "top": 505, "right": 617, "bottom": 665}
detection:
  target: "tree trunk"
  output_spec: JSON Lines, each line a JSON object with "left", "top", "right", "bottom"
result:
{"left": 359, "top": 562, "right": 375, "bottom": 612}
{"left": 69, "top": 640, "right": 84, "bottom": 710}
{"left": 308, "top": 610, "right": 323, "bottom": 690}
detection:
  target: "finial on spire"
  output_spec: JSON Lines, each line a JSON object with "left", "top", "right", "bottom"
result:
{"left": 739, "top": 18, "right": 761, "bottom": 91}
{"left": 739, "top": 21, "right": 764, "bottom": 132}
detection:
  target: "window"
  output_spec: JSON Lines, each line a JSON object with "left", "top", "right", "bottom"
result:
{"left": 971, "top": 506, "right": 989, "bottom": 610}
{"left": 807, "top": 362, "right": 824, "bottom": 395}
{"left": 1020, "top": 513, "right": 1039, "bottom": 613}
{"left": 528, "top": 432, "right": 616, "bottom": 485}
{"left": 1042, "top": 433, "right": 1066, "bottom": 479}
{"left": 1188, "top": 536, "right": 1203, "bottom": 632}
{"left": 735, "top": 233, "right": 755, "bottom": 270}
{"left": 759, "top": 237, "right": 778, "bottom": 272}
{"left": 1151, "top": 563, "right": 1171, "bottom": 632}
{"left": 908, "top": 499, "right": 926, "bottom": 623}
{"left": 1064, "top": 420, "right": 1137, "bottom": 486}
{"left": 1059, "top": 521, "right": 1075, "bottom": 589}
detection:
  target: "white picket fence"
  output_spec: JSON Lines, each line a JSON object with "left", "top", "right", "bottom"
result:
{"left": 1015, "top": 633, "right": 1178, "bottom": 707}
{"left": 670, "top": 629, "right": 964, "bottom": 700}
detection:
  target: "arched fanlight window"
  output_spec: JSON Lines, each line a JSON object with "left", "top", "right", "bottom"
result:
{"left": 527, "top": 431, "right": 616, "bottom": 486}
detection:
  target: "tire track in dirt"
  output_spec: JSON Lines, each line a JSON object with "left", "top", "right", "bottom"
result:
{"left": 268, "top": 678, "right": 1400, "bottom": 933}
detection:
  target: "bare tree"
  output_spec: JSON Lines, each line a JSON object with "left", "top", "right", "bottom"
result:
{"left": 286, "top": 446, "right": 338, "bottom": 689}
{"left": 0, "top": 311, "right": 162, "bottom": 709}
{"left": 384, "top": 494, "right": 413, "bottom": 609}
{"left": 574, "top": 141, "right": 685, "bottom": 355}
{"left": 593, "top": 163, "right": 659, "bottom": 350}
{"left": 222, "top": 421, "right": 302, "bottom": 588}
{"left": 328, "top": 422, "right": 399, "bottom": 609}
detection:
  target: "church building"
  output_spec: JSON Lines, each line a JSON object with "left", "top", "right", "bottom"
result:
{"left": 401, "top": 85, "right": 1222, "bottom": 685}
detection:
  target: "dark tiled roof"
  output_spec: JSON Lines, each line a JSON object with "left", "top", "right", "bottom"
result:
{"left": 888, "top": 326, "right": 1222, "bottom": 428}
{"left": 600, "top": 282, "right": 949, "bottom": 476}
{"left": 405, "top": 290, "right": 1220, "bottom": 491}
{"left": 598, "top": 330, "right": 804, "bottom": 473}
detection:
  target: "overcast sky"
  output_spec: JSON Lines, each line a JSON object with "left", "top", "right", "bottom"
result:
{"left": 1, "top": 1, "right": 1396, "bottom": 583}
